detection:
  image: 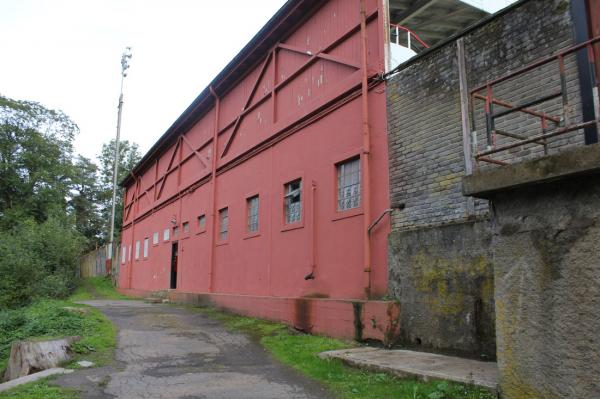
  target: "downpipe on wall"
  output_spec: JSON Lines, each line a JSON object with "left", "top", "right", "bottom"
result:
{"left": 360, "top": 0, "right": 373, "bottom": 299}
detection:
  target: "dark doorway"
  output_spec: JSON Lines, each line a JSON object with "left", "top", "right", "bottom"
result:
{"left": 170, "top": 242, "right": 178, "bottom": 289}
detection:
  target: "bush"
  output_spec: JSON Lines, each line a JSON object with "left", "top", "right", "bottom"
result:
{"left": 0, "top": 216, "right": 85, "bottom": 310}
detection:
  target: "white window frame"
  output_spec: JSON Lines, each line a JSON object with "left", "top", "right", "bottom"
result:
{"left": 183, "top": 221, "right": 190, "bottom": 234}
{"left": 247, "top": 195, "right": 259, "bottom": 233}
{"left": 163, "top": 228, "right": 170, "bottom": 242}
{"left": 143, "top": 238, "right": 149, "bottom": 259}
{"left": 284, "top": 179, "right": 302, "bottom": 224}
{"left": 337, "top": 157, "right": 361, "bottom": 211}
{"left": 218, "top": 207, "right": 229, "bottom": 241}
{"left": 135, "top": 240, "right": 140, "bottom": 260}
{"left": 121, "top": 245, "right": 126, "bottom": 264}
{"left": 153, "top": 232, "right": 159, "bottom": 245}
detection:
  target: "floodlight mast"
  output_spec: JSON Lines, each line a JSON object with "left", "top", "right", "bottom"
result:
{"left": 108, "top": 47, "right": 132, "bottom": 275}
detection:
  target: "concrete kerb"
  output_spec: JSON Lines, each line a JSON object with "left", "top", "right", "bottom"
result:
{"left": 0, "top": 368, "right": 74, "bottom": 393}
{"left": 319, "top": 348, "right": 498, "bottom": 391}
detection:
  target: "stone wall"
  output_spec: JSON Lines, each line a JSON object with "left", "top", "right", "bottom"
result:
{"left": 386, "top": 0, "right": 583, "bottom": 358}
{"left": 388, "top": 220, "right": 496, "bottom": 359}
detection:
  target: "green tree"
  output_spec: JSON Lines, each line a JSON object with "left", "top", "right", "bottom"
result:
{"left": 70, "top": 155, "right": 103, "bottom": 249}
{"left": 97, "top": 139, "right": 141, "bottom": 243}
{"left": 0, "top": 95, "right": 77, "bottom": 227}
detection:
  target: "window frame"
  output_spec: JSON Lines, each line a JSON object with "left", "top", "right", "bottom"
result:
{"left": 332, "top": 152, "right": 364, "bottom": 221}
{"left": 281, "top": 175, "right": 305, "bottom": 232}
{"left": 217, "top": 206, "right": 229, "bottom": 244}
{"left": 152, "top": 232, "right": 159, "bottom": 246}
{"left": 163, "top": 228, "right": 170, "bottom": 242}
{"left": 135, "top": 240, "right": 140, "bottom": 261}
{"left": 143, "top": 237, "right": 149, "bottom": 259}
{"left": 196, "top": 214, "right": 207, "bottom": 234}
{"left": 121, "top": 245, "right": 127, "bottom": 264}
{"left": 244, "top": 193, "right": 261, "bottom": 239}
{"left": 182, "top": 221, "right": 190, "bottom": 238}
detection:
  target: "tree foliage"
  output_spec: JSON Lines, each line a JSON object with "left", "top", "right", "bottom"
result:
{"left": 0, "top": 94, "right": 141, "bottom": 309}
{"left": 97, "top": 139, "right": 141, "bottom": 242}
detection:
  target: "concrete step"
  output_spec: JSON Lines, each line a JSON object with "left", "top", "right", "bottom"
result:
{"left": 319, "top": 347, "right": 498, "bottom": 391}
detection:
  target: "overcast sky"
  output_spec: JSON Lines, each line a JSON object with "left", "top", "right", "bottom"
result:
{"left": 0, "top": 0, "right": 516, "bottom": 162}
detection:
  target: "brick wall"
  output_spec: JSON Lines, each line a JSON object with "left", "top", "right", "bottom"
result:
{"left": 387, "top": 0, "right": 582, "bottom": 231}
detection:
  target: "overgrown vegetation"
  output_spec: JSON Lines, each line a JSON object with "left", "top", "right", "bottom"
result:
{"left": 0, "top": 278, "right": 121, "bottom": 398}
{"left": 0, "top": 94, "right": 141, "bottom": 310}
{"left": 198, "top": 307, "right": 496, "bottom": 399}
{"left": 0, "top": 299, "right": 117, "bottom": 372}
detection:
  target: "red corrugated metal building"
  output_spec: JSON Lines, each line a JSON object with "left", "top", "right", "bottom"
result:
{"left": 117, "top": 0, "right": 486, "bottom": 344}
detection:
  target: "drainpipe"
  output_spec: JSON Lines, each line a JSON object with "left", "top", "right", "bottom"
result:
{"left": 208, "top": 86, "right": 220, "bottom": 292}
{"left": 305, "top": 181, "right": 318, "bottom": 280}
{"left": 360, "top": 0, "right": 372, "bottom": 299}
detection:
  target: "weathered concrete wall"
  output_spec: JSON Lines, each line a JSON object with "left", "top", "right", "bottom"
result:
{"left": 388, "top": 220, "right": 496, "bottom": 359}
{"left": 386, "top": 0, "right": 583, "bottom": 359}
{"left": 464, "top": 144, "right": 600, "bottom": 398}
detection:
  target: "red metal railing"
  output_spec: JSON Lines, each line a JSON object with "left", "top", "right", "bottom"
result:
{"left": 470, "top": 36, "right": 600, "bottom": 166}
{"left": 390, "top": 23, "right": 429, "bottom": 53}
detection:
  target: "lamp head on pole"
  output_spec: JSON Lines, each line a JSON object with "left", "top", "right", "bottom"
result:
{"left": 121, "top": 47, "right": 132, "bottom": 78}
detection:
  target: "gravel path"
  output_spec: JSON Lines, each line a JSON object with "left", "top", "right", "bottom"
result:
{"left": 55, "top": 300, "right": 331, "bottom": 399}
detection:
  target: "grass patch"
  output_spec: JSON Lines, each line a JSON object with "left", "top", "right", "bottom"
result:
{"left": 0, "top": 278, "right": 120, "bottom": 398}
{"left": 0, "top": 379, "right": 79, "bottom": 399}
{"left": 70, "top": 277, "right": 131, "bottom": 301}
{"left": 196, "top": 306, "right": 495, "bottom": 399}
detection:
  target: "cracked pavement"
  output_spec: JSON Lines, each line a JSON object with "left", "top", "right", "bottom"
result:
{"left": 55, "top": 300, "right": 331, "bottom": 399}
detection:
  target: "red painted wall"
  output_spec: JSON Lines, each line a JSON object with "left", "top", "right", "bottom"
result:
{"left": 119, "top": 0, "right": 390, "bottom": 301}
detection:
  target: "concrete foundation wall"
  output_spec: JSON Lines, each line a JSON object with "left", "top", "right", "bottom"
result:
{"left": 388, "top": 220, "right": 495, "bottom": 359}
{"left": 489, "top": 175, "right": 600, "bottom": 398}
{"left": 118, "top": 288, "right": 401, "bottom": 347}
{"left": 462, "top": 143, "right": 600, "bottom": 398}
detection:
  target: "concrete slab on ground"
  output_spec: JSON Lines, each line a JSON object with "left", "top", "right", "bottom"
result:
{"left": 0, "top": 368, "right": 73, "bottom": 393}
{"left": 319, "top": 347, "right": 498, "bottom": 390}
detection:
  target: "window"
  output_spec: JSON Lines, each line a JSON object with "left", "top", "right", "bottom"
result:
{"left": 197, "top": 214, "right": 206, "bottom": 229}
{"left": 284, "top": 179, "right": 302, "bottom": 224}
{"left": 247, "top": 195, "right": 259, "bottom": 232}
{"left": 128, "top": 245, "right": 131, "bottom": 261}
{"left": 143, "top": 238, "right": 149, "bottom": 258}
{"left": 183, "top": 221, "right": 189, "bottom": 234}
{"left": 163, "top": 228, "right": 170, "bottom": 242}
{"left": 135, "top": 240, "right": 140, "bottom": 260}
{"left": 337, "top": 158, "right": 361, "bottom": 211}
{"left": 218, "top": 207, "right": 229, "bottom": 241}
{"left": 121, "top": 246, "right": 126, "bottom": 264}
{"left": 173, "top": 225, "right": 179, "bottom": 238}
{"left": 153, "top": 232, "right": 159, "bottom": 245}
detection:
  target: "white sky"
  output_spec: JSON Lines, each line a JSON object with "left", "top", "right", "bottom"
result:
{"left": 0, "top": 0, "right": 517, "bottom": 161}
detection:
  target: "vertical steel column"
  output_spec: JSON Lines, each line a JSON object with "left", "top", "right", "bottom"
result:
{"left": 570, "top": 0, "right": 599, "bottom": 143}
{"left": 208, "top": 87, "right": 220, "bottom": 293}
{"left": 359, "top": 0, "right": 372, "bottom": 299}
{"left": 558, "top": 55, "right": 571, "bottom": 126}
{"left": 484, "top": 83, "right": 495, "bottom": 149}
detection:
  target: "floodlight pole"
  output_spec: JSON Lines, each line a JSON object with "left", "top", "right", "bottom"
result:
{"left": 108, "top": 47, "right": 132, "bottom": 275}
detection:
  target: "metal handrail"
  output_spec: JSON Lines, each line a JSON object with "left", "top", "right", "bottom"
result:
{"left": 390, "top": 23, "right": 429, "bottom": 52}
{"left": 470, "top": 35, "right": 600, "bottom": 166}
